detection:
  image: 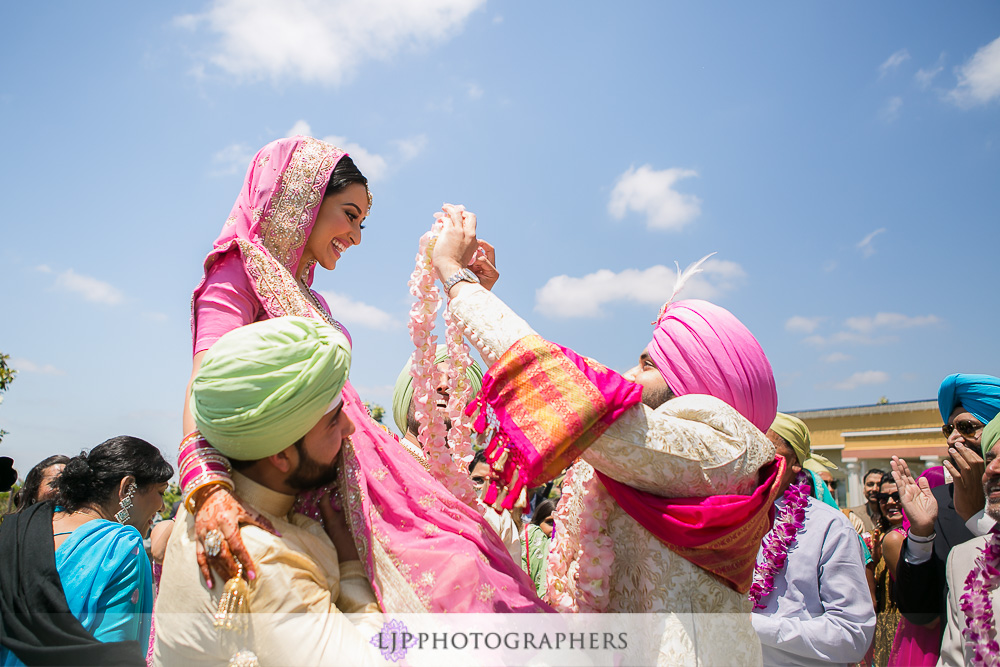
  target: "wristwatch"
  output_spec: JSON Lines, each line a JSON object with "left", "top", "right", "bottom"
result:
{"left": 442, "top": 267, "right": 480, "bottom": 293}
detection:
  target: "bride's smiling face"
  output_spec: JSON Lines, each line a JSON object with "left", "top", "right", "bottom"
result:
{"left": 298, "top": 182, "right": 369, "bottom": 276}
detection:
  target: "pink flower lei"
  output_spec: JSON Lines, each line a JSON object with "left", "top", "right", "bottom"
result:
{"left": 748, "top": 470, "right": 810, "bottom": 610}
{"left": 405, "top": 204, "right": 477, "bottom": 507}
{"left": 545, "top": 462, "right": 616, "bottom": 613}
{"left": 959, "top": 526, "right": 1000, "bottom": 667}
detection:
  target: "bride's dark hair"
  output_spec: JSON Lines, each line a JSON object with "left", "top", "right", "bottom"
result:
{"left": 325, "top": 155, "right": 368, "bottom": 198}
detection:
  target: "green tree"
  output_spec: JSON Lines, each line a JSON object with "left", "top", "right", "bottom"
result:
{"left": 0, "top": 353, "right": 16, "bottom": 443}
{"left": 364, "top": 402, "right": 385, "bottom": 424}
{"left": 162, "top": 481, "right": 182, "bottom": 519}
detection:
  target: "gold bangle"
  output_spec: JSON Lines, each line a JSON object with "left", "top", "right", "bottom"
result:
{"left": 183, "top": 476, "right": 235, "bottom": 513}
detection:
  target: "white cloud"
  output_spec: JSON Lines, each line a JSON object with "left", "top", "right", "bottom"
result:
{"left": 880, "top": 96, "right": 903, "bottom": 122}
{"left": 322, "top": 135, "right": 388, "bottom": 182}
{"left": 879, "top": 49, "right": 910, "bottom": 77}
{"left": 785, "top": 316, "right": 823, "bottom": 334}
{"left": 834, "top": 370, "right": 889, "bottom": 391}
{"left": 915, "top": 54, "right": 945, "bottom": 90}
{"left": 211, "top": 142, "right": 255, "bottom": 176}
{"left": 822, "top": 352, "right": 852, "bottom": 363}
{"left": 10, "top": 358, "right": 64, "bottom": 376}
{"left": 287, "top": 119, "right": 312, "bottom": 136}
{"left": 467, "top": 83, "right": 484, "bottom": 99}
{"left": 949, "top": 35, "right": 1000, "bottom": 107}
{"left": 857, "top": 227, "right": 886, "bottom": 258}
{"left": 608, "top": 165, "right": 701, "bottom": 231}
{"left": 535, "top": 259, "right": 744, "bottom": 319}
{"left": 176, "top": 0, "right": 485, "bottom": 85}
{"left": 844, "top": 312, "right": 941, "bottom": 334}
{"left": 143, "top": 312, "right": 169, "bottom": 323}
{"left": 318, "top": 290, "right": 398, "bottom": 330}
{"left": 41, "top": 267, "right": 124, "bottom": 305}
{"left": 393, "top": 134, "right": 429, "bottom": 162}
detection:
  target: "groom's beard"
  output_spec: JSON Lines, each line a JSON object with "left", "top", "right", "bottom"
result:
{"left": 286, "top": 444, "right": 340, "bottom": 491}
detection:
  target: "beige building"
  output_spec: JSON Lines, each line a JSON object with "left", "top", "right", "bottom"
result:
{"left": 788, "top": 399, "right": 947, "bottom": 507}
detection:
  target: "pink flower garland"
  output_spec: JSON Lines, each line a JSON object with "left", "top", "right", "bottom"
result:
{"left": 545, "top": 462, "right": 616, "bottom": 612}
{"left": 959, "top": 527, "right": 1000, "bottom": 667}
{"left": 405, "top": 204, "right": 477, "bottom": 508}
{"left": 748, "top": 470, "right": 810, "bottom": 610}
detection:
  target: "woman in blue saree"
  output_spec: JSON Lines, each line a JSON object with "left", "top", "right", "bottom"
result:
{"left": 0, "top": 436, "right": 172, "bottom": 666}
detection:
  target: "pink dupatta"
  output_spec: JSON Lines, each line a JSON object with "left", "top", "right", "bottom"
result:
{"left": 191, "top": 136, "right": 548, "bottom": 613}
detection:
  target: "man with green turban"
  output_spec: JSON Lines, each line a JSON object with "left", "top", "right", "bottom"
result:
{"left": 933, "top": 414, "right": 1000, "bottom": 665}
{"left": 389, "top": 346, "right": 523, "bottom": 561}
{"left": 155, "top": 316, "right": 383, "bottom": 667}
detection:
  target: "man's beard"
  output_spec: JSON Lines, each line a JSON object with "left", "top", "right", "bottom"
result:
{"left": 406, "top": 401, "right": 452, "bottom": 438}
{"left": 286, "top": 444, "right": 340, "bottom": 491}
{"left": 986, "top": 478, "right": 1000, "bottom": 521}
{"left": 641, "top": 384, "right": 674, "bottom": 410}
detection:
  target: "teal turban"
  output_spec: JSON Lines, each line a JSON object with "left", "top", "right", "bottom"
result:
{"left": 392, "top": 345, "right": 484, "bottom": 435}
{"left": 982, "top": 414, "right": 1000, "bottom": 458}
{"left": 190, "top": 316, "right": 352, "bottom": 460}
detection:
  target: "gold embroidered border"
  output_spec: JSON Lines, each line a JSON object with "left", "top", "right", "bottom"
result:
{"left": 260, "top": 138, "right": 344, "bottom": 272}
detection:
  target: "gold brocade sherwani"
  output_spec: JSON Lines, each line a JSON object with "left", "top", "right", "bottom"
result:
{"left": 450, "top": 285, "right": 776, "bottom": 667}
{"left": 153, "top": 473, "right": 384, "bottom": 666}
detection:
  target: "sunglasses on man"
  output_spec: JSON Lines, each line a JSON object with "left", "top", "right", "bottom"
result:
{"left": 941, "top": 420, "right": 983, "bottom": 438}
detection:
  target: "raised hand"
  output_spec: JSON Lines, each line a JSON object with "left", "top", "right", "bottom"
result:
{"left": 470, "top": 239, "right": 499, "bottom": 291}
{"left": 890, "top": 456, "right": 938, "bottom": 537}
{"left": 194, "top": 485, "right": 278, "bottom": 586}
{"left": 432, "top": 204, "right": 479, "bottom": 283}
{"left": 942, "top": 441, "right": 986, "bottom": 522}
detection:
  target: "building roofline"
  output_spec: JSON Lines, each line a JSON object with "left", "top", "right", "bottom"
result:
{"left": 787, "top": 399, "right": 937, "bottom": 420}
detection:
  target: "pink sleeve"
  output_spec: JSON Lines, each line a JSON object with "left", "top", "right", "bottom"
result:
{"left": 193, "top": 250, "right": 264, "bottom": 355}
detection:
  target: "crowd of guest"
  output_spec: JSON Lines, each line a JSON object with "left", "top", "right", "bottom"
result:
{"left": 1, "top": 136, "right": 998, "bottom": 666}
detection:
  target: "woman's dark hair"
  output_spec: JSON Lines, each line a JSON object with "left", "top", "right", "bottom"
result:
{"left": 56, "top": 436, "right": 173, "bottom": 512}
{"left": 467, "top": 450, "right": 488, "bottom": 475}
{"left": 10, "top": 455, "right": 70, "bottom": 512}
{"left": 532, "top": 499, "right": 557, "bottom": 526}
{"left": 325, "top": 156, "right": 369, "bottom": 200}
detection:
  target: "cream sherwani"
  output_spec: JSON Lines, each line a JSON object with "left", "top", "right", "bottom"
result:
{"left": 153, "top": 473, "right": 384, "bottom": 666}
{"left": 939, "top": 533, "right": 1000, "bottom": 666}
{"left": 450, "top": 286, "right": 775, "bottom": 666}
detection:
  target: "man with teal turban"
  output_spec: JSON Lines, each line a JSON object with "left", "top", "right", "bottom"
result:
{"left": 155, "top": 317, "right": 384, "bottom": 667}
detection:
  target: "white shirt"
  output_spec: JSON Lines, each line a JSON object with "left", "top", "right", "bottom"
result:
{"left": 752, "top": 496, "right": 875, "bottom": 666}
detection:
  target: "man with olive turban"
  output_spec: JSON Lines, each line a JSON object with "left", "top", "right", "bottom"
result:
{"left": 431, "top": 219, "right": 786, "bottom": 665}
{"left": 752, "top": 413, "right": 874, "bottom": 667}
{"left": 155, "top": 317, "right": 383, "bottom": 667}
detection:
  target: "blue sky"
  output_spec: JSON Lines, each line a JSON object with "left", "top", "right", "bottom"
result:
{"left": 2, "top": 1, "right": 999, "bottom": 474}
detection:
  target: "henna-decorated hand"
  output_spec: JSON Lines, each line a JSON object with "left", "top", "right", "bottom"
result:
{"left": 194, "top": 484, "right": 278, "bottom": 587}
{"left": 470, "top": 240, "right": 500, "bottom": 291}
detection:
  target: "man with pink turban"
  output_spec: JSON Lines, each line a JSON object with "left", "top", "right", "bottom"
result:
{"left": 431, "top": 213, "right": 782, "bottom": 666}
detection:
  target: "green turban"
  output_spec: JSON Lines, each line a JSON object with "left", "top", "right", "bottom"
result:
{"left": 190, "top": 316, "right": 352, "bottom": 460}
{"left": 982, "top": 414, "right": 1000, "bottom": 457}
{"left": 392, "top": 345, "right": 484, "bottom": 435}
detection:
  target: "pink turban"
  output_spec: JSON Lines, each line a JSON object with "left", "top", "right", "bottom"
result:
{"left": 647, "top": 299, "right": 777, "bottom": 434}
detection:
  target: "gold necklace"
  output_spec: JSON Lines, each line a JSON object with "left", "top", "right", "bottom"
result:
{"left": 297, "top": 272, "right": 342, "bottom": 332}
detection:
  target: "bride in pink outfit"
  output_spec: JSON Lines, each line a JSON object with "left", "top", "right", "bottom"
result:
{"left": 177, "top": 135, "right": 548, "bottom": 613}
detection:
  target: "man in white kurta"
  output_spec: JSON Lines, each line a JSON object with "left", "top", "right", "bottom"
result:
{"left": 752, "top": 414, "right": 874, "bottom": 666}
{"left": 430, "top": 215, "right": 779, "bottom": 665}
{"left": 154, "top": 317, "right": 383, "bottom": 666}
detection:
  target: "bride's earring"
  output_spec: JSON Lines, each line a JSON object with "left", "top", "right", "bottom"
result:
{"left": 115, "top": 481, "right": 137, "bottom": 523}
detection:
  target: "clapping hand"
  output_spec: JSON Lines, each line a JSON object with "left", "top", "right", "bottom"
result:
{"left": 890, "top": 456, "right": 938, "bottom": 537}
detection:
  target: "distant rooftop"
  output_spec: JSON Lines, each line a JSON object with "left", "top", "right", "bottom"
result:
{"left": 788, "top": 399, "right": 937, "bottom": 420}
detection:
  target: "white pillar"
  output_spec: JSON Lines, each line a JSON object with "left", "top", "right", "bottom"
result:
{"left": 844, "top": 458, "right": 863, "bottom": 507}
